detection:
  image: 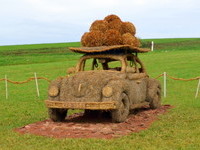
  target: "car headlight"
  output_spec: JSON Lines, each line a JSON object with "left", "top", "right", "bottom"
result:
{"left": 48, "top": 86, "right": 59, "bottom": 97}
{"left": 102, "top": 86, "right": 113, "bottom": 97}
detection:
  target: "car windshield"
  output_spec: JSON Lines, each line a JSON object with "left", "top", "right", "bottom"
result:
{"left": 78, "top": 55, "right": 124, "bottom": 72}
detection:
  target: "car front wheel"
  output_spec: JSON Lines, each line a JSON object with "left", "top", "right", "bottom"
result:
{"left": 48, "top": 108, "right": 68, "bottom": 122}
{"left": 111, "top": 93, "right": 130, "bottom": 123}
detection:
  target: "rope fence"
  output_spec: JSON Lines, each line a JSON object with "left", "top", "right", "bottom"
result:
{"left": 155, "top": 73, "right": 200, "bottom": 81}
{"left": 0, "top": 72, "right": 199, "bottom": 99}
{"left": 0, "top": 76, "right": 50, "bottom": 84}
{"left": 0, "top": 73, "right": 51, "bottom": 99}
{"left": 153, "top": 72, "right": 200, "bottom": 98}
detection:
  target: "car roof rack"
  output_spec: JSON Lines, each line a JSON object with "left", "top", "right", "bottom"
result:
{"left": 69, "top": 45, "right": 150, "bottom": 54}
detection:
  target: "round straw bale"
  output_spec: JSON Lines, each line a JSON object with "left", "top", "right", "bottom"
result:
{"left": 122, "top": 33, "right": 135, "bottom": 46}
{"left": 122, "top": 33, "right": 140, "bottom": 47}
{"left": 134, "top": 37, "right": 141, "bottom": 47}
{"left": 104, "top": 14, "right": 121, "bottom": 23}
{"left": 121, "top": 22, "right": 136, "bottom": 35}
{"left": 104, "top": 29, "right": 122, "bottom": 46}
{"left": 81, "top": 32, "right": 89, "bottom": 46}
{"left": 81, "top": 31, "right": 105, "bottom": 47}
{"left": 108, "top": 19, "right": 122, "bottom": 31}
{"left": 89, "top": 20, "right": 108, "bottom": 32}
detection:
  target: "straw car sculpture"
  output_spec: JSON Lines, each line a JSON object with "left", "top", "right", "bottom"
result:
{"left": 45, "top": 14, "right": 161, "bottom": 123}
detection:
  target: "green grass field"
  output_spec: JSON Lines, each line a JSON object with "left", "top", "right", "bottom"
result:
{"left": 0, "top": 38, "right": 200, "bottom": 150}
{"left": 141, "top": 38, "right": 200, "bottom": 51}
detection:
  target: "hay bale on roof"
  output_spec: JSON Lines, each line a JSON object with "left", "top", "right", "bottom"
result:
{"left": 104, "top": 14, "right": 121, "bottom": 23}
{"left": 77, "top": 14, "right": 145, "bottom": 52}
{"left": 81, "top": 31, "right": 105, "bottom": 47}
{"left": 122, "top": 33, "right": 140, "bottom": 47}
{"left": 108, "top": 19, "right": 122, "bottom": 31}
{"left": 121, "top": 22, "right": 136, "bottom": 35}
{"left": 89, "top": 20, "right": 108, "bottom": 32}
{"left": 104, "top": 29, "right": 122, "bottom": 46}
{"left": 122, "top": 33, "right": 135, "bottom": 46}
{"left": 134, "top": 37, "right": 141, "bottom": 47}
{"left": 81, "top": 32, "right": 89, "bottom": 46}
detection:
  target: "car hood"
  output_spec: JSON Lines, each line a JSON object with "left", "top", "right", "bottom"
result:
{"left": 59, "top": 71, "right": 126, "bottom": 102}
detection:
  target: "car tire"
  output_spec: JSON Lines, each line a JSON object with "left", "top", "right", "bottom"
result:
{"left": 149, "top": 83, "right": 161, "bottom": 109}
{"left": 48, "top": 108, "right": 68, "bottom": 122}
{"left": 111, "top": 93, "right": 130, "bottom": 123}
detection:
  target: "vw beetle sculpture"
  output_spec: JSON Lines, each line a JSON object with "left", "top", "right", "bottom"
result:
{"left": 45, "top": 46, "right": 161, "bottom": 123}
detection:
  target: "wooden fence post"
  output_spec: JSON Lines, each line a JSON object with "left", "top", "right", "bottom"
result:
{"left": 151, "top": 41, "right": 154, "bottom": 51}
{"left": 34, "top": 72, "right": 40, "bottom": 97}
{"left": 164, "top": 72, "right": 167, "bottom": 98}
{"left": 195, "top": 79, "right": 200, "bottom": 98}
{"left": 5, "top": 75, "right": 8, "bottom": 99}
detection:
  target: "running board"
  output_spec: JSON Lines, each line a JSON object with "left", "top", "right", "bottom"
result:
{"left": 131, "top": 102, "right": 150, "bottom": 109}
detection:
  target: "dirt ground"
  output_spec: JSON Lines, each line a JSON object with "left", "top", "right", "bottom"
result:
{"left": 15, "top": 105, "right": 172, "bottom": 139}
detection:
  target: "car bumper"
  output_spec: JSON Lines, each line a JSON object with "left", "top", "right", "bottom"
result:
{"left": 45, "top": 100, "right": 117, "bottom": 110}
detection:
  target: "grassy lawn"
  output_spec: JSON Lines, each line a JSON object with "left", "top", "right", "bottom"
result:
{"left": 0, "top": 42, "right": 81, "bottom": 51}
{"left": 142, "top": 38, "right": 200, "bottom": 51}
{"left": 0, "top": 38, "right": 200, "bottom": 149}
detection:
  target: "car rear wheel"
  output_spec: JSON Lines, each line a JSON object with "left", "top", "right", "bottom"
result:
{"left": 111, "top": 93, "right": 130, "bottom": 123}
{"left": 149, "top": 84, "right": 161, "bottom": 109}
{"left": 48, "top": 108, "right": 68, "bottom": 122}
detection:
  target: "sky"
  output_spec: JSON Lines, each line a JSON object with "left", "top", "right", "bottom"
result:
{"left": 0, "top": 0, "right": 200, "bottom": 46}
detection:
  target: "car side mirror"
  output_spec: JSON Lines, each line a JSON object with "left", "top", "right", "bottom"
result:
{"left": 67, "top": 67, "right": 76, "bottom": 74}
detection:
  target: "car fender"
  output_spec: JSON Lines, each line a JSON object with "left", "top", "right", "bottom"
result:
{"left": 102, "top": 79, "right": 129, "bottom": 103}
{"left": 48, "top": 78, "right": 62, "bottom": 101}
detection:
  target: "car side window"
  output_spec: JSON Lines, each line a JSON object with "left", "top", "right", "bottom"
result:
{"left": 135, "top": 56, "right": 145, "bottom": 73}
{"left": 98, "top": 58, "right": 122, "bottom": 71}
{"left": 126, "top": 55, "right": 144, "bottom": 73}
{"left": 126, "top": 55, "right": 138, "bottom": 73}
{"left": 79, "top": 56, "right": 124, "bottom": 72}
{"left": 107, "top": 60, "right": 122, "bottom": 71}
